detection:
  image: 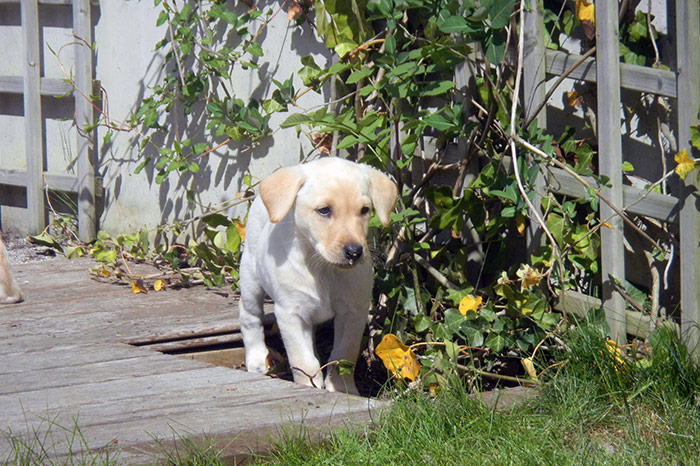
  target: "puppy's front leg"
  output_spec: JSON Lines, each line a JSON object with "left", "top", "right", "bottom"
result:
{"left": 324, "top": 306, "right": 368, "bottom": 395}
{"left": 276, "top": 311, "right": 324, "bottom": 389}
{"left": 239, "top": 285, "right": 269, "bottom": 374}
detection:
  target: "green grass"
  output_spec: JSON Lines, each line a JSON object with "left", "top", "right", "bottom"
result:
{"left": 255, "top": 320, "right": 700, "bottom": 466}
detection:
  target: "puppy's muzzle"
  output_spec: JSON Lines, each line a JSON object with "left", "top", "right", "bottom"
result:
{"left": 342, "top": 243, "right": 364, "bottom": 265}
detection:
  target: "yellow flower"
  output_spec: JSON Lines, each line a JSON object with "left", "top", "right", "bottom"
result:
{"left": 459, "top": 295, "right": 482, "bottom": 315}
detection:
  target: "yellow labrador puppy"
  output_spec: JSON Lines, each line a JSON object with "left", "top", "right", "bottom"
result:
{"left": 239, "top": 157, "right": 397, "bottom": 394}
{"left": 0, "top": 238, "right": 22, "bottom": 304}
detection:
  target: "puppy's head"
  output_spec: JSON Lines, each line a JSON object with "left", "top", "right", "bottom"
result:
{"left": 259, "top": 157, "right": 398, "bottom": 268}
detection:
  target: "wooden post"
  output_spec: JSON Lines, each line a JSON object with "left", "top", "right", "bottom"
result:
{"left": 20, "top": 0, "right": 44, "bottom": 234}
{"left": 676, "top": 0, "right": 700, "bottom": 355}
{"left": 522, "top": 0, "right": 547, "bottom": 257}
{"left": 596, "top": 1, "right": 626, "bottom": 344}
{"left": 73, "top": 0, "right": 96, "bottom": 241}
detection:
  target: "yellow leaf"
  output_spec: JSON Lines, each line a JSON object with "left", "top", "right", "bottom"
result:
{"left": 131, "top": 279, "right": 148, "bottom": 294}
{"left": 575, "top": 0, "right": 595, "bottom": 24}
{"left": 153, "top": 279, "right": 164, "bottom": 291}
{"left": 97, "top": 267, "right": 111, "bottom": 278}
{"left": 601, "top": 222, "right": 613, "bottom": 229}
{"left": 235, "top": 220, "right": 246, "bottom": 242}
{"left": 375, "top": 334, "right": 420, "bottom": 381}
{"left": 517, "top": 264, "right": 542, "bottom": 290}
{"left": 515, "top": 214, "right": 526, "bottom": 236}
{"left": 459, "top": 295, "right": 482, "bottom": 316}
{"left": 674, "top": 149, "right": 697, "bottom": 180}
{"left": 575, "top": 0, "right": 595, "bottom": 38}
{"left": 521, "top": 357, "right": 538, "bottom": 380}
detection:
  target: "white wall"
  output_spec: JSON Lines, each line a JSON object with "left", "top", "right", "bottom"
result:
{"left": 0, "top": 0, "right": 331, "bottom": 236}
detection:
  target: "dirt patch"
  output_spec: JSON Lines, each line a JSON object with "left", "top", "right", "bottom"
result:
{"left": 1, "top": 232, "right": 58, "bottom": 265}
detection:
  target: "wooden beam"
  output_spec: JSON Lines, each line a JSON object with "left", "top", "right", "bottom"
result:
{"left": 676, "top": 0, "right": 700, "bottom": 357}
{"left": 546, "top": 49, "right": 677, "bottom": 98}
{"left": 555, "top": 290, "right": 679, "bottom": 341}
{"left": 73, "top": 0, "right": 96, "bottom": 241}
{"left": 546, "top": 167, "right": 679, "bottom": 223}
{"left": 0, "top": 169, "right": 79, "bottom": 192}
{"left": 20, "top": 0, "right": 45, "bottom": 234}
{"left": 596, "top": 1, "right": 626, "bottom": 344}
{"left": 0, "top": 76, "right": 73, "bottom": 96}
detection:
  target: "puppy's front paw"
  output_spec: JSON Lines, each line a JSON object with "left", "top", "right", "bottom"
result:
{"left": 244, "top": 347, "right": 270, "bottom": 374}
{"left": 325, "top": 371, "right": 360, "bottom": 395}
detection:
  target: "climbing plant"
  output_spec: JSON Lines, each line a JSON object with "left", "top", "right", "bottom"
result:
{"left": 78, "top": 0, "right": 679, "bottom": 391}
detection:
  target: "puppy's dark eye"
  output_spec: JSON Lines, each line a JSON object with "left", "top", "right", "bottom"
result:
{"left": 316, "top": 207, "right": 332, "bottom": 217}
{"left": 360, "top": 206, "right": 370, "bottom": 216}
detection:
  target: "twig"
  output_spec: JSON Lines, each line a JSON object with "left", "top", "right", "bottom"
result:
{"left": 456, "top": 363, "right": 541, "bottom": 386}
{"left": 413, "top": 253, "right": 457, "bottom": 290}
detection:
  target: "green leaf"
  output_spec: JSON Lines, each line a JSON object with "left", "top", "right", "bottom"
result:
{"left": 488, "top": 0, "right": 515, "bottom": 29}
{"left": 346, "top": 67, "right": 373, "bottom": 85}
{"left": 280, "top": 113, "right": 313, "bottom": 128}
{"left": 485, "top": 333, "right": 506, "bottom": 353}
{"left": 93, "top": 248, "right": 117, "bottom": 263}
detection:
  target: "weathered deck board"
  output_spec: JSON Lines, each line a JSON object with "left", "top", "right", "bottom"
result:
{"left": 0, "top": 258, "right": 379, "bottom": 464}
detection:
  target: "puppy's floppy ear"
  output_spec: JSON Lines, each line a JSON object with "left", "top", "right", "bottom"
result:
{"left": 368, "top": 168, "right": 398, "bottom": 226}
{"left": 259, "top": 166, "right": 305, "bottom": 223}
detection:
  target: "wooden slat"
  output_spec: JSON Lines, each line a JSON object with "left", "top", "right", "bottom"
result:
{"left": 73, "top": 0, "right": 96, "bottom": 241}
{"left": 596, "top": 1, "right": 626, "bottom": 344}
{"left": 555, "top": 290, "right": 679, "bottom": 340}
{"left": 522, "top": 0, "right": 547, "bottom": 257}
{"left": 546, "top": 167, "right": 679, "bottom": 223}
{"left": 20, "top": 0, "right": 45, "bottom": 234}
{"left": 0, "top": 169, "right": 79, "bottom": 192}
{"left": 676, "top": 1, "right": 700, "bottom": 356}
{"left": 0, "top": 0, "right": 71, "bottom": 4}
{"left": 546, "top": 49, "right": 677, "bottom": 98}
{"left": 0, "top": 76, "right": 73, "bottom": 96}
{"left": 522, "top": 0, "right": 547, "bottom": 127}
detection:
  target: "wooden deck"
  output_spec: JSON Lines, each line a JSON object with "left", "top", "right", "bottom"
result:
{"left": 0, "top": 258, "right": 380, "bottom": 464}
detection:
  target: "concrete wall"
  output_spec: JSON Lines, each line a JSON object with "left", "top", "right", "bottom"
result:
{"left": 0, "top": 0, "right": 331, "bottom": 236}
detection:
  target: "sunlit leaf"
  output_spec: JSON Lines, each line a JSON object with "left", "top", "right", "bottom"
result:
{"left": 235, "top": 220, "right": 246, "bottom": 242}
{"left": 153, "top": 279, "right": 164, "bottom": 291}
{"left": 674, "top": 149, "right": 697, "bottom": 180}
{"left": 375, "top": 334, "right": 420, "bottom": 381}
{"left": 458, "top": 295, "right": 482, "bottom": 315}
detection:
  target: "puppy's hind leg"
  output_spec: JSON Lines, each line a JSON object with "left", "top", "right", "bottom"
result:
{"left": 239, "top": 282, "right": 269, "bottom": 374}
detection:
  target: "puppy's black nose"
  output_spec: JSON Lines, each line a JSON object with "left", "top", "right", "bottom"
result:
{"left": 343, "top": 243, "right": 364, "bottom": 262}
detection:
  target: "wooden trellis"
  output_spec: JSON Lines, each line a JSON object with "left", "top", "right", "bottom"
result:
{"left": 0, "top": 0, "right": 96, "bottom": 241}
{"left": 522, "top": 0, "right": 700, "bottom": 351}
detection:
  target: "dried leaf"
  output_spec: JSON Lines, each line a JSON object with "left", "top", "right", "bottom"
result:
{"left": 459, "top": 295, "right": 482, "bottom": 315}
{"left": 153, "top": 279, "right": 164, "bottom": 291}
{"left": 96, "top": 267, "right": 111, "bottom": 278}
{"left": 131, "top": 279, "right": 148, "bottom": 294}
{"left": 674, "top": 149, "right": 697, "bottom": 180}
{"left": 235, "top": 219, "right": 246, "bottom": 242}
{"left": 287, "top": 4, "right": 302, "bottom": 21}
{"left": 575, "top": 0, "right": 595, "bottom": 39}
{"left": 566, "top": 90, "right": 582, "bottom": 108}
{"left": 375, "top": 334, "right": 420, "bottom": 381}
{"left": 311, "top": 133, "right": 333, "bottom": 155}
{"left": 521, "top": 357, "right": 538, "bottom": 380}
{"left": 517, "top": 264, "right": 542, "bottom": 290}
{"left": 515, "top": 214, "right": 526, "bottom": 236}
